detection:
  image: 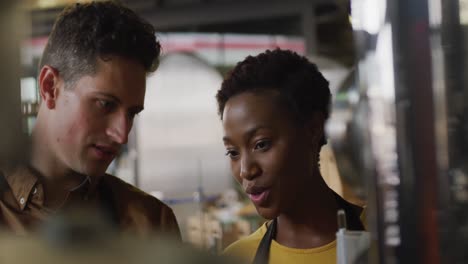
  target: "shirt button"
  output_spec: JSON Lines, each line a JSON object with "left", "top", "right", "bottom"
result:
{"left": 19, "top": 197, "right": 25, "bottom": 205}
{"left": 32, "top": 187, "right": 37, "bottom": 195}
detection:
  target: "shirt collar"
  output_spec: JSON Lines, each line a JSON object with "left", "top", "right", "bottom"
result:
{"left": 69, "top": 175, "right": 94, "bottom": 199}
{"left": 4, "top": 165, "right": 99, "bottom": 210}
{"left": 4, "top": 166, "right": 38, "bottom": 210}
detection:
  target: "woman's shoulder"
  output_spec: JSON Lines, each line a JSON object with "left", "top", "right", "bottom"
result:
{"left": 223, "top": 222, "right": 268, "bottom": 259}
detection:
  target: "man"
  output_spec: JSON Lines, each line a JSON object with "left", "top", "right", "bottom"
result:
{"left": 0, "top": 1, "right": 180, "bottom": 239}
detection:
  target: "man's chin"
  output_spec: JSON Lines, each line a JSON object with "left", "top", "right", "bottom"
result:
{"left": 80, "top": 164, "right": 110, "bottom": 177}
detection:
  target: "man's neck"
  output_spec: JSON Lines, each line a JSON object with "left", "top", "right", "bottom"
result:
{"left": 31, "top": 129, "right": 60, "bottom": 178}
{"left": 30, "top": 125, "right": 87, "bottom": 208}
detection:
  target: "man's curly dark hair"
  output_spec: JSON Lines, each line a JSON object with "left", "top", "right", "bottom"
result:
{"left": 216, "top": 48, "right": 331, "bottom": 147}
{"left": 39, "top": 1, "right": 160, "bottom": 86}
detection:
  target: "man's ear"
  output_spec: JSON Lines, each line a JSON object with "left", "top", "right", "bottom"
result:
{"left": 38, "top": 65, "right": 61, "bottom": 109}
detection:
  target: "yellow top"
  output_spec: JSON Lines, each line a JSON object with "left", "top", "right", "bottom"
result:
{"left": 224, "top": 208, "right": 366, "bottom": 264}
{"left": 224, "top": 222, "right": 337, "bottom": 264}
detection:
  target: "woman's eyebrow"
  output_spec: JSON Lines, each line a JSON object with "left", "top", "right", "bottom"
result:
{"left": 223, "top": 125, "right": 271, "bottom": 143}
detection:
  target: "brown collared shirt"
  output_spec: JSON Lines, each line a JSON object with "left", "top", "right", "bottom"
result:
{"left": 0, "top": 166, "right": 181, "bottom": 239}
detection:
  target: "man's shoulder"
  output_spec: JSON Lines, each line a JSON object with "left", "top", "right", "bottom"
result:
{"left": 100, "top": 174, "right": 170, "bottom": 211}
{"left": 100, "top": 174, "right": 181, "bottom": 238}
{"left": 0, "top": 170, "right": 8, "bottom": 193}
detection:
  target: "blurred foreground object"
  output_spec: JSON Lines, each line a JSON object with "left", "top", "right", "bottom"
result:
{"left": 0, "top": 1, "right": 28, "bottom": 170}
{"left": 0, "top": 208, "right": 239, "bottom": 264}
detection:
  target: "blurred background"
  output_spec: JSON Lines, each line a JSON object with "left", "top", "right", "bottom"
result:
{"left": 1, "top": 0, "right": 468, "bottom": 263}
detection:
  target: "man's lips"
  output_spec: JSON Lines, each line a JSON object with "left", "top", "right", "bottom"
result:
{"left": 91, "top": 144, "right": 119, "bottom": 160}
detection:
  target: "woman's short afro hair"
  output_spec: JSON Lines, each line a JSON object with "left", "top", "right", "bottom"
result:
{"left": 216, "top": 48, "right": 331, "bottom": 146}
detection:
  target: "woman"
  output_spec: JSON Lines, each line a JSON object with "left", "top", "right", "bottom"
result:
{"left": 216, "top": 49, "right": 364, "bottom": 263}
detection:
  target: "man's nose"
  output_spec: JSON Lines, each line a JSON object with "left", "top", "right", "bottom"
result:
{"left": 106, "top": 112, "right": 130, "bottom": 145}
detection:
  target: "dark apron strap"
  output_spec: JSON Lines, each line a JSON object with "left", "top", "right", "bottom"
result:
{"left": 252, "top": 192, "right": 364, "bottom": 264}
{"left": 252, "top": 218, "right": 277, "bottom": 264}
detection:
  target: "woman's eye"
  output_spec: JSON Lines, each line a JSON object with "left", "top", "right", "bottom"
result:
{"left": 254, "top": 140, "right": 271, "bottom": 151}
{"left": 225, "top": 149, "right": 239, "bottom": 159}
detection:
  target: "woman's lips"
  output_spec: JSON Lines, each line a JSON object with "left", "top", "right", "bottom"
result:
{"left": 248, "top": 189, "right": 270, "bottom": 205}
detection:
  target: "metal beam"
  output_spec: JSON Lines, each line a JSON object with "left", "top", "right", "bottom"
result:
{"left": 140, "top": 0, "right": 334, "bottom": 30}
{"left": 31, "top": 0, "right": 340, "bottom": 36}
{"left": 302, "top": 1, "right": 318, "bottom": 55}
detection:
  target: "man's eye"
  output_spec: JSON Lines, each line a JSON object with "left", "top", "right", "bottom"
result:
{"left": 97, "top": 99, "right": 115, "bottom": 110}
{"left": 254, "top": 140, "right": 271, "bottom": 151}
{"left": 128, "top": 111, "right": 139, "bottom": 121}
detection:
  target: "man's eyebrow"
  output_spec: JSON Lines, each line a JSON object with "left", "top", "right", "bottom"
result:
{"left": 94, "top": 92, "right": 121, "bottom": 104}
{"left": 94, "top": 92, "right": 144, "bottom": 113}
{"left": 129, "top": 106, "right": 144, "bottom": 114}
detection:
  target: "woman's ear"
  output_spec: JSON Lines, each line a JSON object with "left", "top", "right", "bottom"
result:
{"left": 305, "top": 112, "right": 325, "bottom": 147}
{"left": 38, "top": 65, "right": 61, "bottom": 109}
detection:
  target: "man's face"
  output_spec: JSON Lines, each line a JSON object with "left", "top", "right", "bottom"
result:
{"left": 48, "top": 56, "right": 146, "bottom": 178}
{"left": 222, "top": 91, "right": 318, "bottom": 219}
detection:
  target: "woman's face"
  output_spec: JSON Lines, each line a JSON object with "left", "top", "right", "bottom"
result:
{"left": 222, "top": 91, "right": 321, "bottom": 219}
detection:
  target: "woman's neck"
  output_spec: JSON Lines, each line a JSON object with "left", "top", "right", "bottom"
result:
{"left": 275, "top": 173, "right": 339, "bottom": 249}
